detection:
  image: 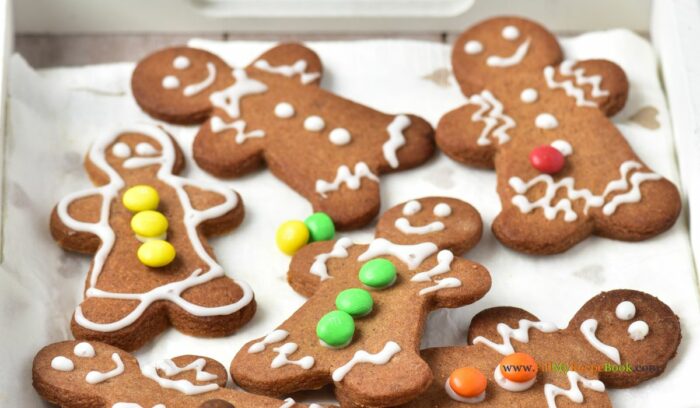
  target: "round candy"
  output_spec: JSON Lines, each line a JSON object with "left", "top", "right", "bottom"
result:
{"left": 316, "top": 310, "right": 355, "bottom": 347}
{"left": 499, "top": 352, "right": 538, "bottom": 383}
{"left": 122, "top": 185, "right": 160, "bottom": 212}
{"left": 304, "top": 212, "right": 335, "bottom": 242}
{"left": 131, "top": 210, "right": 168, "bottom": 238}
{"left": 448, "top": 367, "right": 487, "bottom": 398}
{"left": 275, "top": 220, "right": 310, "bottom": 255}
{"left": 359, "top": 258, "right": 397, "bottom": 289}
{"left": 137, "top": 240, "right": 176, "bottom": 267}
{"left": 335, "top": 288, "right": 373, "bottom": 317}
{"left": 529, "top": 145, "right": 565, "bottom": 174}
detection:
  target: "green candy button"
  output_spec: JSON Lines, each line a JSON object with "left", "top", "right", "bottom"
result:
{"left": 335, "top": 288, "right": 374, "bottom": 317}
{"left": 304, "top": 212, "right": 335, "bottom": 242}
{"left": 316, "top": 310, "right": 355, "bottom": 348}
{"left": 359, "top": 258, "right": 397, "bottom": 289}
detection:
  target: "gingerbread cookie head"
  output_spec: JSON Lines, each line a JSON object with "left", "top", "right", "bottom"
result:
{"left": 50, "top": 124, "right": 255, "bottom": 351}
{"left": 437, "top": 16, "right": 681, "bottom": 254}
{"left": 407, "top": 289, "right": 680, "bottom": 407}
{"left": 33, "top": 340, "right": 325, "bottom": 407}
{"left": 230, "top": 197, "right": 490, "bottom": 407}
{"left": 132, "top": 43, "right": 435, "bottom": 230}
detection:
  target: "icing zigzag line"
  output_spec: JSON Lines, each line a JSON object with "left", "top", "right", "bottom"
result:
{"left": 543, "top": 370, "right": 605, "bottom": 408}
{"left": 544, "top": 60, "right": 610, "bottom": 107}
{"left": 468, "top": 90, "right": 515, "bottom": 146}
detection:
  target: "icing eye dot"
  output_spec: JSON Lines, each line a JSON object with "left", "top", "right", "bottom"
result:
{"left": 615, "top": 301, "right": 636, "bottom": 320}
{"left": 73, "top": 342, "right": 96, "bottom": 358}
{"left": 520, "top": 88, "right": 538, "bottom": 103}
{"left": 274, "top": 102, "right": 295, "bottom": 118}
{"left": 51, "top": 356, "right": 74, "bottom": 372}
{"left": 628, "top": 320, "right": 649, "bottom": 341}
{"left": 464, "top": 40, "right": 483, "bottom": 55}
{"left": 550, "top": 140, "right": 572, "bottom": 156}
{"left": 111, "top": 142, "right": 131, "bottom": 158}
{"left": 433, "top": 203, "right": 452, "bottom": 217}
{"left": 162, "top": 75, "right": 180, "bottom": 89}
{"left": 135, "top": 142, "right": 158, "bottom": 156}
{"left": 173, "top": 55, "right": 191, "bottom": 70}
{"left": 535, "top": 113, "right": 559, "bottom": 129}
{"left": 403, "top": 200, "right": 422, "bottom": 216}
{"left": 329, "top": 128, "right": 352, "bottom": 146}
{"left": 304, "top": 116, "right": 325, "bottom": 132}
{"left": 502, "top": 25, "right": 520, "bottom": 40}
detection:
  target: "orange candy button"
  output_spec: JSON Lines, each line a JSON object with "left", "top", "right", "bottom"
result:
{"left": 499, "top": 352, "right": 538, "bottom": 383}
{"left": 448, "top": 367, "right": 487, "bottom": 398}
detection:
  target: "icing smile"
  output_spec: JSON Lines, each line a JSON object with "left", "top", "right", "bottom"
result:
{"left": 487, "top": 38, "right": 531, "bottom": 67}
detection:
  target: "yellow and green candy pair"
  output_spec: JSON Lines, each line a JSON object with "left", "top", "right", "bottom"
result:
{"left": 275, "top": 212, "right": 335, "bottom": 255}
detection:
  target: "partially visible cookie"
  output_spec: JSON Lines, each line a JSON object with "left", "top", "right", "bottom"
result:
{"left": 230, "top": 197, "right": 490, "bottom": 408}
{"left": 32, "top": 340, "right": 328, "bottom": 407}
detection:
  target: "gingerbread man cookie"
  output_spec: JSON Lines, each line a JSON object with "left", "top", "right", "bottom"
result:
{"left": 50, "top": 124, "right": 255, "bottom": 351}
{"left": 230, "top": 197, "right": 491, "bottom": 408}
{"left": 33, "top": 340, "right": 329, "bottom": 407}
{"left": 404, "top": 289, "right": 680, "bottom": 407}
{"left": 131, "top": 43, "right": 435, "bottom": 229}
{"left": 437, "top": 16, "right": 681, "bottom": 254}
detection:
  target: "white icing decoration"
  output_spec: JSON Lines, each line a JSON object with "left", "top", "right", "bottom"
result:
{"left": 535, "top": 113, "right": 559, "bottom": 129}
{"left": 445, "top": 378, "right": 485, "bottom": 403}
{"left": 111, "top": 142, "right": 131, "bottom": 158}
{"left": 329, "top": 128, "right": 352, "bottom": 146}
{"left": 86, "top": 353, "right": 124, "bottom": 384}
{"left": 253, "top": 59, "right": 321, "bottom": 85}
{"left": 57, "top": 125, "right": 252, "bottom": 332}
{"left": 394, "top": 217, "right": 444, "bottom": 235}
{"left": 473, "top": 319, "right": 558, "bottom": 355}
{"left": 358, "top": 238, "right": 437, "bottom": 270}
{"left": 51, "top": 356, "right": 74, "bottom": 371}
{"left": 502, "top": 25, "right": 520, "bottom": 40}
{"left": 628, "top": 320, "right": 649, "bottom": 341}
{"left": 464, "top": 40, "right": 483, "bottom": 54}
{"left": 544, "top": 371, "right": 605, "bottom": 408}
{"left": 73, "top": 342, "right": 95, "bottom": 358}
{"left": 136, "top": 231, "right": 166, "bottom": 243}
{"left": 494, "top": 365, "right": 536, "bottom": 392}
{"left": 509, "top": 161, "right": 662, "bottom": 222}
{"left": 418, "top": 277, "right": 461, "bottom": 295}
{"left": 304, "top": 115, "right": 325, "bottom": 132}
{"left": 315, "top": 162, "right": 379, "bottom": 198}
{"left": 520, "top": 88, "right": 538, "bottom": 103}
{"left": 279, "top": 398, "right": 322, "bottom": 408}
{"left": 383, "top": 115, "right": 410, "bottom": 168}
{"left": 487, "top": 38, "right": 531, "bottom": 67}
{"left": 580, "top": 319, "right": 621, "bottom": 364}
{"left": 411, "top": 250, "right": 453, "bottom": 282}
{"left": 210, "top": 116, "right": 265, "bottom": 143}
{"left": 183, "top": 62, "right": 216, "bottom": 96}
{"left": 310, "top": 237, "right": 353, "bottom": 280}
{"left": 544, "top": 60, "right": 610, "bottom": 107}
{"left": 162, "top": 75, "right": 180, "bottom": 89}
{"left": 433, "top": 203, "right": 452, "bottom": 217}
{"left": 403, "top": 200, "right": 422, "bottom": 216}
{"left": 271, "top": 343, "right": 314, "bottom": 369}
{"left": 173, "top": 55, "right": 190, "bottom": 70}
{"left": 550, "top": 140, "right": 572, "bottom": 156}
{"left": 249, "top": 329, "right": 289, "bottom": 353}
{"left": 210, "top": 68, "right": 267, "bottom": 119}
{"left": 615, "top": 301, "right": 636, "bottom": 320}
{"left": 468, "top": 90, "right": 515, "bottom": 146}
{"left": 332, "top": 341, "right": 401, "bottom": 382}
{"left": 142, "top": 358, "right": 218, "bottom": 395}
{"left": 274, "top": 102, "right": 295, "bottom": 118}
{"left": 112, "top": 404, "right": 165, "bottom": 408}
{"left": 135, "top": 142, "right": 158, "bottom": 156}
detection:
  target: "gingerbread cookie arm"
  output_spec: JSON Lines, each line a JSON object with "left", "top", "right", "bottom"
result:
{"left": 409, "top": 257, "right": 491, "bottom": 309}
{"left": 288, "top": 239, "right": 353, "bottom": 297}
{"left": 436, "top": 104, "right": 502, "bottom": 169}
{"left": 181, "top": 183, "right": 245, "bottom": 236}
{"left": 250, "top": 43, "right": 324, "bottom": 87}
{"left": 50, "top": 192, "right": 104, "bottom": 254}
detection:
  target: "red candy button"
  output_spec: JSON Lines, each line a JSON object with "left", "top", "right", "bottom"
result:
{"left": 529, "top": 145, "right": 565, "bottom": 174}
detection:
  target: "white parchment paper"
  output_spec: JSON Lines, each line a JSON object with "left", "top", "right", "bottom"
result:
{"left": 1, "top": 32, "right": 699, "bottom": 406}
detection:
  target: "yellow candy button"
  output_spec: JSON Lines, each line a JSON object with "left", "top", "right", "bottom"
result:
{"left": 276, "top": 220, "right": 310, "bottom": 255}
{"left": 137, "top": 240, "right": 176, "bottom": 267}
{"left": 123, "top": 185, "right": 160, "bottom": 212}
{"left": 131, "top": 210, "right": 169, "bottom": 239}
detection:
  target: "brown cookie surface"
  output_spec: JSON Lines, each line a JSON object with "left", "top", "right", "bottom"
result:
{"left": 50, "top": 124, "right": 256, "bottom": 351}
{"left": 230, "top": 197, "right": 491, "bottom": 408}
{"left": 32, "top": 340, "right": 327, "bottom": 407}
{"left": 131, "top": 43, "right": 435, "bottom": 229}
{"left": 438, "top": 16, "right": 681, "bottom": 254}
{"left": 402, "top": 290, "right": 680, "bottom": 407}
